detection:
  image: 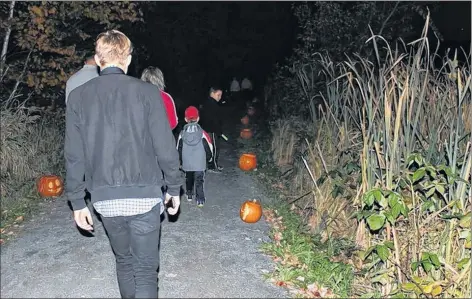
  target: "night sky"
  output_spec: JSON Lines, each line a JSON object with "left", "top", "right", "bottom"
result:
{"left": 432, "top": 1, "right": 470, "bottom": 43}
{"left": 125, "top": 1, "right": 470, "bottom": 107}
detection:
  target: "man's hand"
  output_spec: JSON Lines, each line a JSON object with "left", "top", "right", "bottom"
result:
{"left": 165, "top": 193, "right": 180, "bottom": 215}
{"left": 73, "top": 207, "right": 94, "bottom": 231}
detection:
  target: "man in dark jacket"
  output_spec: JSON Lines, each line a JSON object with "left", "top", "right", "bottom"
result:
{"left": 199, "top": 86, "right": 226, "bottom": 172}
{"left": 65, "top": 29, "right": 183, "bottom": 299}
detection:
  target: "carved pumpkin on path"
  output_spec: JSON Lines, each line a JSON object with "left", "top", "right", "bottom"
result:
{"left": 240, "top": 128, "right": 253, "bottom": 140}
{"left": 239, "top": 153, "right": 257, "bottom": 171}
{"left": 240, "top": 199, "right": 262, "bottom": 223}
{"left": 37, "top": 175, "right": 64, "bottom": 197}
{"left": 241, "top": 115, "right": 250, "bottom": 126}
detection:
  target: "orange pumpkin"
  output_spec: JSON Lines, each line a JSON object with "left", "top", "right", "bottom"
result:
{"left": 247, "top": 106, "right": 256, "bottom": 116}
{"left": 241, "top": 115, "right": 250, "bottom": 125}
{"left": 37, "top": 175, "right": 64, "bottom": 197}
{"left": 239, "top": 153, "right": 257, "bottom": 171}
{"left": 240, "top": 199, "right": 262, "bottom": 223}
{"left": 240, "top": 128, "right": 253, "bottom": 140}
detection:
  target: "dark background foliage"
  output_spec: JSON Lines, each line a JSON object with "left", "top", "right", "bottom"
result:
{"left": 0, "top": 1, "right": 470, "bottom": 111}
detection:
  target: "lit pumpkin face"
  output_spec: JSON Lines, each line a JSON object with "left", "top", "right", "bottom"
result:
{"left": 239, "top": 153, "right": 257, "bottom": 171}
{"left": 241, "top": 115, "right": 250, "bottom": 125}
{"left": 240, "top": 199, "right": 262, "bottom": 223}
{"left": 247, "top": 106, "right": 256, "bottom": 116}
{"left": 240, "top": 128, "right": 253, "bottom": 140}
{"left": 37, "top": 175, "right": 63, "bottom": 198}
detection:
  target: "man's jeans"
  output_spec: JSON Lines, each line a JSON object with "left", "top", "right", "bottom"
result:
{"left": 101, "top": 204, "right": 161, "bottom": 299}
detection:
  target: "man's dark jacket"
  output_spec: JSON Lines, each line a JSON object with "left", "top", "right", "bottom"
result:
{"left": 199, "top": 96, "right": 223, "bottom": 136}
{"left": 65, "top": 67, "right": 183, "bottom": 211}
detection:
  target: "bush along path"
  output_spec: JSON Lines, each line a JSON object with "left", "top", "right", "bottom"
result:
{"left": 235, "top": 109, "right": 357, "bottom": 298}
{"left": 0, "top": 107, "right": 288, "bottom": 298}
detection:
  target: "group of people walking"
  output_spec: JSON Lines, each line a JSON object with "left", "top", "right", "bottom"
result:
{"left": 64, "top": 29, "right": 232, "bottom": 298}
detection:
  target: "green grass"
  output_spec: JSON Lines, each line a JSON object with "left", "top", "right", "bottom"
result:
{"left": 236, "top": 121, "right": 355, "bottom": 297}
{"left": 260, "top": 201, "right": 355, "bottom": 297}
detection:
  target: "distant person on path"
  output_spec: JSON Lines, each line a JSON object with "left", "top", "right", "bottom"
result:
{"left": 241, "top": 77, "right": 253, "bottom": 91}
{"left": 65, "top": 56, "right": 99, "bottom": 104}
{"left": 177, "top": 106, "right": 213, "bottom": 207}
{"left": 65, "top": 29, "right": 183, "bottom": 299}
{"left": 199, "top": 85, "right": 227, "bottom": 173}
{"left": 141, "top": 66, "right": 178, "bottom": 130}
{"left": 241, "top": 77, "right": 253, "bottom": 106}
{"left": 230, "top": 77, "right": 241, "bottom": 93}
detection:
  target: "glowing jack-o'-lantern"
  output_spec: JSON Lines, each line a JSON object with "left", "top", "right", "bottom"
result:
{"left": 241, "top": 115, "right": 250, "bottom": 125}
{"left": 240, "top": 128, "right": 253, "bottom": 140}
{"left": 240, "top": 199, "right": 262, "bottom": 223}
{"left": 239, "top": 153, "right": 257, "bottom": 171}
{"left": 37, "top": 175, "right": 64, "bottom": 197}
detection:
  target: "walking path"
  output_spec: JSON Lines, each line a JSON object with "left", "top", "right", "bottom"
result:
{"left": 0, "top": 117, "right": 286, "bottom": 298}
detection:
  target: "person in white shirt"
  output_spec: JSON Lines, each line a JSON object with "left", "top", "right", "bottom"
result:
{"left": 230, "top": 77, "right": 240, "bottom": 92}
{"left": 241, "top": 77, "right": 252, "bottom": 91}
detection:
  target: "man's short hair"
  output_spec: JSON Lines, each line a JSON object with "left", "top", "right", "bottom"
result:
{"left": 209, "top": 85, "right": 222, "bottom": 95}
{"left": 141, "top": 66, "right": 165, "bottom": 90}
{"left": 85, "top": 55, "right": 96, "bottom": 65}
{"left": 95, "top": 30, "right": 133, "bottom": 66}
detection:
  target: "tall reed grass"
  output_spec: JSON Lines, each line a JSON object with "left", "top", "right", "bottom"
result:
{"left": 268, "top": 16, "right": 471, "bottom": 297}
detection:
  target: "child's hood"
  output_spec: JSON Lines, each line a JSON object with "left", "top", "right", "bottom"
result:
{"left": 181, "top": 123, "right": 203, "bottom": 146}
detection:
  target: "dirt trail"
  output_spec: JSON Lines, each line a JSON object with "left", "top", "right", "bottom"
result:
{"left": 0, "top": 123, "right": 286, "bottom": 298}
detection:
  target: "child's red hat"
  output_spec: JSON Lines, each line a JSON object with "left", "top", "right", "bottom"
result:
{"left": 185, "top": 106, "right": 199, "bottom": 121}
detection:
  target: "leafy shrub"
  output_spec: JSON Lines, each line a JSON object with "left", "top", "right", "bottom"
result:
{"left": 1, "top": 105, "right": 65, "bottom": 224}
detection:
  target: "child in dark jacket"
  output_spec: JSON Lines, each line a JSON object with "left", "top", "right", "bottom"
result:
{"left": 177, "top": 106, "right": 213, "bottom": 207}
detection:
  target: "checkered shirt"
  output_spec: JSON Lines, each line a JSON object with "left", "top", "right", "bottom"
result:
{"left": 93, "top": 198, "right": 164, "bottom": 217}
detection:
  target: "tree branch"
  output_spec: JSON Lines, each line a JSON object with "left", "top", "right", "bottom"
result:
{"left": 0, "top": 0, "right": 16, "bottom": 79}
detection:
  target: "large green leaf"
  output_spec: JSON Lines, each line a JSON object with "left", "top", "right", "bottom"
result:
{"left": 429, "top": 253, "right": 440, "bottom": 268}
{"left": 412, "top": 167, "right": 426, "bottom": 183}
{"left": 376, "top": 244, "right": 390, "bottom": 262}
{"left": 421, "top": 260, "right": 433, "bottom": 273}
{"left": 366, "top": 214, "right": 386, "bottom": 231}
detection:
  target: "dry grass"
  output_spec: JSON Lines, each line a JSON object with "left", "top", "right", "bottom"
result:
{"left": 0, "top": 105, "right": 65, "bottom": 225}
{"left": 267, "top": 16, "right": 471, "bottom": 298}
{"left": 269, "top": 116, "right": 360, "bottom": 240}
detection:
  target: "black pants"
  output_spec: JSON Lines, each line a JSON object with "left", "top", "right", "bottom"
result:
{"left": 101, "top": 204, "right": 161, "bottom": 299}
{"left": 208, "top": 132, "right": 220, "bottom": 169}
{"left": 185, "top": 171, "right": 205, "bottom": 201}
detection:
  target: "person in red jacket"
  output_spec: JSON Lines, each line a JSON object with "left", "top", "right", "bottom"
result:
{"left": 141, "top": 66, "right": 178, "bottom": 130}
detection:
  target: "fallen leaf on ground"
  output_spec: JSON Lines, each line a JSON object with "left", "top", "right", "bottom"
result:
{"left": 276, "top": 280, "right": 287, "bottom": 287}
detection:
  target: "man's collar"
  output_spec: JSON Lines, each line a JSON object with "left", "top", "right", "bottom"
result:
{"left": 100, "top": 66, "right": 125, "bottom": 76}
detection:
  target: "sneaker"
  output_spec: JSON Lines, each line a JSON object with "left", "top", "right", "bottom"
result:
{"left": 197, "top": 201, "right": 204, "bottom": 207}
{"left": 217, "top": 166, "right": 224, "bottom": 171}
{"left": 208, "top": 168, "right": 222, "bottom": 173}
{"left": 187, "top": 194, "right": 193, "bottom": 202}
